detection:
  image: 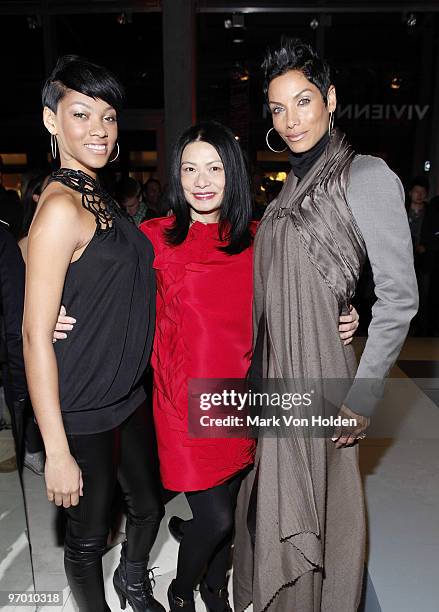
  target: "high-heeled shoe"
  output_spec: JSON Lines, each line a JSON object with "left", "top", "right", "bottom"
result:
{"left": 113, "top": 542, "right": 165, "bottom": 612}
{"left": 199, "top": 580, "right": 232, "bottom": 612}
{"left": 167, "top": 580, "right": 196, "bottom": 611}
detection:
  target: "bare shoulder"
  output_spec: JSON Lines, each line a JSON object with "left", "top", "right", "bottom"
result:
{"left": 32, "top": 183, "right": 81, "bottom": 229}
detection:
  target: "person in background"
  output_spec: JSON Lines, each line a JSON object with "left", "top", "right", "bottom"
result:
{"left": 427, "top": 193, "right": 439, "bottom": 335}
{"left": 142, "top": 177, "right": 163, "bottom": 219}
{"left": 0, "top": 173, "right": 70, "bottom": 474}
{"left": 115, "top": 176, "right": 148, "bottom": 226}
{"left": 19, "top": 173, "right": 50, "bottom": 242}
{"left": 0, "top": 217, "right": 27, "bottom": 472}
{"left": 407, "top": 176, "right": 439, "bottom": 335}
{"left": 16, "top": 173, "right": 50, "bottom": 474}
{"left": 0, "top": 189, "right": 22, "bottom": 240}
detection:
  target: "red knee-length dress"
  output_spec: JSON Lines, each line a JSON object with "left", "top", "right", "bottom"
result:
{"left": 140, "top": 217, "right": 256, "bottom": 492}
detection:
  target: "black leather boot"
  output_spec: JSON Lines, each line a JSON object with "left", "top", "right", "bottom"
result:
{"left": 113, "top": 542, "right": 165, "bottom": 612}
{"left": 199, "top": 580, "right": 232, "bottom": 612}
{"left": 64, "top": 535, "right": 110, "bottom": 612}
{"left": 167, "top": 580, "right": 196, "bottom": 612}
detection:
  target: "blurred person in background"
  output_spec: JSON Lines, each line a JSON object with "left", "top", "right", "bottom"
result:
{"left": 19, "top": 173, "right": 50, "bottom": 245}
{"left": 115, "top": 176, "right": 148, "bottom": 226}
{"left": 406, "top": 176, "right": 439, "bottom": 335}
{"left": 0, "top": 188, "right": 22, "bottom": 240}
{"left": 0, "top": 214, "right": 27, "bottom": 472}
{"left": 143, "top": 177, "right": 163, "bottom": 219}
{"left": 16, "top": 173, "right": 50, "bottom": 474}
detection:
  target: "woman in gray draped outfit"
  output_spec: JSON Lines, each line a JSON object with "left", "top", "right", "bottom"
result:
{"left": 233, "top": 38, "right": 418, "bottom": 612}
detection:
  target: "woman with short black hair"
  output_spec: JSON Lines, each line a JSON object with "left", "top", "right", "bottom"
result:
{"left": 233, "top": 38, "right": 418, "bottom": 612}
{"left": 23, "top": 55, "right": 164, "bottom": 612}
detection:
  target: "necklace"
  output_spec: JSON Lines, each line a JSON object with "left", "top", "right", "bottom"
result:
{"left": 47, "top": 168, "right": 121, "bottom": 233}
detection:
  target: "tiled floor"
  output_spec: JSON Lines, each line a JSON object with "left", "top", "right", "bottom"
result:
{"left": 0, "top": 338, "right": 438, "bottom": 612}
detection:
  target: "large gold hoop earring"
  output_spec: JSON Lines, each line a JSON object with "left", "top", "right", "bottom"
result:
{"left": 265, "top": 127, "right": 287, "bottom": 153}
{"left": 328, "top": 111, "right": 335, "bottom": 136}
{"left": 51, "top": 134, "right": 57, "bottom": 159}
{"left": 109, "top": 141, "right": 120, "bottom": 163}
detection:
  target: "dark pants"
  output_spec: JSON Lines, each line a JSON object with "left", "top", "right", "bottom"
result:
{"left": 64, "top": 403, "right": 164, "bottom": 612}
{"left": 174, "top": 468, "right": 248, "bottom": 599}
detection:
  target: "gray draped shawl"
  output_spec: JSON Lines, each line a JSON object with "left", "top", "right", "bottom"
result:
{"left": 233, "top": 130, "right": 367, "bottom": 612}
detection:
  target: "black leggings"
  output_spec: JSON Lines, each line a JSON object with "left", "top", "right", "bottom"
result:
{"left": 174, "top": 469, "right": 247, "bottom": 599}
{"left": 64, "top": 403, "right": 164, "bottom": 612}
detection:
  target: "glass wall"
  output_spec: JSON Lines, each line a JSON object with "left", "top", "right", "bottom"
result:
{"left": 0, "top": 11, "right": 164, "bottom": 187}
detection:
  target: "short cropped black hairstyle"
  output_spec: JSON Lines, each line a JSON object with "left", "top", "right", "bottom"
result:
{"left": 262, "top": 37, "right": 331, "bottom": 104}
{"left": 165, "top": 120, "right": 253, "bottom": 255}
{"left": 42, "top": 55, "right": 125, "bottom": 113}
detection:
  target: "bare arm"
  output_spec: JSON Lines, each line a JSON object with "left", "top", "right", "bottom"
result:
{"left": 19, "top": 236, "right": 76, "bottom": 342}
{"left": 23, "top": 193, "right": 83, "bottom": 507}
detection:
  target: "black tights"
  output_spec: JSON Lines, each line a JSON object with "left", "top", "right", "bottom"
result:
{"left": 174, "top": 469, "right": 246, "bottom": 599}
{"left": 64, "top": 403, "right": 164, "bottom": 612}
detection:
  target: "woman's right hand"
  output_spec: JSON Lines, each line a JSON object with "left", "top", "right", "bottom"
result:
{"left": 53, "top": 305, "right": 76, "bottom": 342}
{"left": 45, "top": 451, "right": 83, "bottom": 508}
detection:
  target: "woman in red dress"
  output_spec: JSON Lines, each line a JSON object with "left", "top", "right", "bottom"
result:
{"left": 140, "top": 121, "right": 256, "bottom": 612}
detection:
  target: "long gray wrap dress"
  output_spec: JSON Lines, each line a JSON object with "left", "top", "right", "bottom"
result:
{"left": 233, "top": 130, "right": 418, "bottom": 612}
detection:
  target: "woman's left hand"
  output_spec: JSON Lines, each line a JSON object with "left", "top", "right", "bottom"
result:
{"left": 331, "top": 404, "right": 370, "bottom": 448}
{"left": 338, "top": 305, "right": 359, "bottom": 345}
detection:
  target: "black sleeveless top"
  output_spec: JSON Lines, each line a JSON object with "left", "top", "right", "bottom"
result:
{"left": 49, "top": 169, "right": 155, "bottom": 434}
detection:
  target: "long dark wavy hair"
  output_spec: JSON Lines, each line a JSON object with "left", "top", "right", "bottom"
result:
{"left": 165, "top": 120, "right": 253, "bottom": 255}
